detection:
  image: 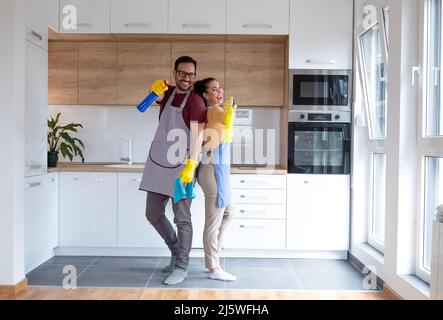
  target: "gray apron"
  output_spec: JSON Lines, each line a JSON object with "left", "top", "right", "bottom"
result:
{"left": 139, "top": 89, "right": 191, "bottom": 198}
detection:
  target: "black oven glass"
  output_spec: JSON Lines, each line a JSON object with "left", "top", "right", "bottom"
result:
{"left": 293, "top": 74, "right": 349, "bottom": 106}
{"left": 288, "top": 122, "right": 351, "bottom": 174}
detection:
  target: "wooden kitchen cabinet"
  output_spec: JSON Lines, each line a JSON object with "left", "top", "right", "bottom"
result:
{"left": 117, "top": 42, "right": 171, "bottom": 105}
{"left": 171, "top": 42, "right": 225, "bottom": 85}
{"left": 225, "top": 42, "right": 285, "bottom": 107}
{"left": 48, "top": 42, "right": 79, "bottom": 105}
{"left": 79, "top": 42, "right": 117, "bottom": 105}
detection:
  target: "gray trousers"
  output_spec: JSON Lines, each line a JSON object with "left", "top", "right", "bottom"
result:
{"left": 145, "top": 191, "right": 192, "bottom": 270}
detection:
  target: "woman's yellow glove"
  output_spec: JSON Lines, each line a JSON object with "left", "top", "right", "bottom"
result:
{"left": 150, "top": 79, "right": 169, "bottom": 96}
{"left": 179, "top": 159, "right": 199, "bottom": 184}
{"left": 223, "top": 96, "right": 237, "bottom": 143}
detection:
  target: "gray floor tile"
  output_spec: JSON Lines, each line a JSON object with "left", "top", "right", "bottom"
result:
{"left": 159, "top": 257, "right": 214, "bottom": 272}
{"left": 224, "top": 266, "right": 303, "bottom": 290}
{"left": 93, "top": 256, "right": 161, "bottom": 268}
{"left": 76, "top": 265, "right": 154, "bottom": 288}
{"left": 27, "top": 264, "right": 88, "bottom": 287}
{"left": 43, "top": 256, "right": 98, "bottom": 266}
{"left": 225, "top": 258, "right": 291, "bottom": 268}
{"left": 147, "top": 268, "right": 224, "bottom": 289}
{"left": 289, "top": 259, "right": 368, "bottom": 290}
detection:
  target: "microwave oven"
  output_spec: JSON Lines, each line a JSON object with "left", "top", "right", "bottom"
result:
{"left": 289, "top": 69, "right": 352, "bottom": 111}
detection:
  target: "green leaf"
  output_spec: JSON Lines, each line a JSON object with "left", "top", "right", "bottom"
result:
{"left": 74, "top": 138, "right": 85, "bottom": 149}
{"left": 77, "top": 148, "right": 85, "bottom": 163}
{"left": 60, "top": 143, "right": 73, "bottom": 161}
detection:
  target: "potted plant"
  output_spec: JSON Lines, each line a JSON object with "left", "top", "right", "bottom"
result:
{"left": 48, "top": 112, "right": 85, "bottom": 167}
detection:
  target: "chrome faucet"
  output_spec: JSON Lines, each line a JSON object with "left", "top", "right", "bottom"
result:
{"left": 120, "top": 137, "right": 133, "bottom": 165}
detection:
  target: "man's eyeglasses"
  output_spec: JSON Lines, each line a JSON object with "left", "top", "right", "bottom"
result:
{"left": 176, "top": 70, "right": 197, "bottom": 79}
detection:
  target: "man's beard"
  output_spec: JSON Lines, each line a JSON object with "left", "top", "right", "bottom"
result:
{"left": 177, "top": 80, "right": 192, "bottom": 92}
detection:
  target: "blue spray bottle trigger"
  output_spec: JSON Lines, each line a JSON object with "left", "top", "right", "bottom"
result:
{"left": 137, "top": 91, "right": 159, "bottom": 113}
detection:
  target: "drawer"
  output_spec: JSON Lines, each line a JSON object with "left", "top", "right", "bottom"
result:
{"left": 231, "top": 189, "right": 286, "bottom": 204}
{"left": 234, "top": 204, "right": 286, "bottom": 219}
{"left": 231, "top": 174, "right": 286, "bottom": 189}
{"left": 223, "top": 219, "right": 286, "bottom": 250}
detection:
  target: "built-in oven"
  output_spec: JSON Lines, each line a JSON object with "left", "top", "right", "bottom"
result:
{"left": 288, "top": 111, "right": 351, "bottom": 174}
{"left": 289, "top": 69, "right": 351, "bottom": 111}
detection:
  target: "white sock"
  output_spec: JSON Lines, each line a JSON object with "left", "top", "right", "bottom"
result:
{"left": 208, "top": 268, "right": 237, "bottom": 281}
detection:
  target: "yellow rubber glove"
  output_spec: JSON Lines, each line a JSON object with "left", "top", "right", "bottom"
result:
{"left": 179, "top": 159, "right": 199, "bottom": 184}
{"left": 222, "top": 96, "right": 237, "bottom": 143}
{"left": 150, "top": 79, "right": 169, "bottom": 96}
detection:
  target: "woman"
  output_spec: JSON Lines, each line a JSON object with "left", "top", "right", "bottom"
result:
{"left": 193, "top": 78, "right": 237, "bottom": 281}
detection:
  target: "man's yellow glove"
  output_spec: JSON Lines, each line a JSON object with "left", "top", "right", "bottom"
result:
{"left": 222, "top": 96, "right": 237, "bottom": 143}
{"left": 179, "top": 159, "right": 199, "bottom": 184}
{"left": 150, "top": 79, "right": 169, "bottom": 96}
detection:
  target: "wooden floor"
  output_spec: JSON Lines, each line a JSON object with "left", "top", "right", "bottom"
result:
{"left": 1, "top": 287, "right": 399, "bottom": 300}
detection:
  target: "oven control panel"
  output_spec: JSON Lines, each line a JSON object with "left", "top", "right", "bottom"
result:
{"left": 289, "top": 110, "right": 351, "bottom": 123}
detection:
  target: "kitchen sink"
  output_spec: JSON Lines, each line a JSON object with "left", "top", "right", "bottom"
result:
{"left": 103, "top": 164, "right": 145, "bottom": 169}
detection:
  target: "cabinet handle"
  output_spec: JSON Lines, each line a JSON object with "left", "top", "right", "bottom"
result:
{"left": 303, "top": 181, "right": 309, "bottom": 184}
{"left": 25, "top": 182, "right": 42, "bottom": 188}
{"left": 239, "top": 209, "right": 267, "bottom": 215}
{"left": 73, "top": 177, "right": 104, "bottom": 182}
{"left": 305, "top": 59, "right": 335, "bottom": 65}
{"left": 242, "top": 24, "right": 272, "bottom": 29}
{"left": 182, "top": 23, "right": 212, "bottom": 28}
{"left": 124, "top": 23, "right": 151, "bottom": 28}
{"left": 27, "top": 29, "right": 43, "bottom": 41}
{"left": 131, "top": 178, "right": 142, "bottom": 182}
{"left": 239, "top": 179, "right": 268, "bottom": 186}
{"left": 239, "top": 224, "right": 266, "bottom": 229}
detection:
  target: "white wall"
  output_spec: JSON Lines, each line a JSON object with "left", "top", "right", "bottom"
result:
{"left": 48, "top": 105, "right": 282, "bottom": 165}
{"left": 0, "top": 0, "right": 26, "bottom": 285}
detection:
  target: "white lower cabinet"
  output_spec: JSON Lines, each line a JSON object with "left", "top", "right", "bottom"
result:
{"left": 116, "top": 173, "right": 205, "bottom": 249}
{"left": 223, "top": 219, "right": 286, "bottom": 250}
{"left": 286, "top": 174, "right": 350, "bottom": 251}
{"left": 117, "top": 173, "right": 175, "bottom": 248}
{"left": 25, "top": 173, "right": 58, "bottom": 273}
{"left": 59, "top": 172, "right": 118, "bottom": 247}
{"left": 224, "top": 174, "right": 287, "bottom": 250}
{"left": 190, "top": 183, "right": 205, "bottom": 248}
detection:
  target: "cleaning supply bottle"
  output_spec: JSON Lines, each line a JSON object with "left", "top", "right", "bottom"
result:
{"left": 137, "top": 80, "right": 168, "bottom": 113}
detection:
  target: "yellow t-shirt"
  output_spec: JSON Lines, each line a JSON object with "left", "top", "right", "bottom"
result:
{"left": 203, "top": 105, "right": 226, "bottom": 151}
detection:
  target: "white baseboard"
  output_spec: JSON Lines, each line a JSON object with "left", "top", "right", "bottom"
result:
{"left": 54, "top": 246, "right": 347, "bottom": 260}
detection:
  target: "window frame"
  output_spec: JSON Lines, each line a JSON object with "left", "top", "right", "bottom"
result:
{"left": 368, "top": 151, "right": 387, "bottom": 253}
{"left": 356, "top": 6, "right": 390, "bottom": 253}
{"left": 356, "top": 8, "right": 389, "bottom": 143}
{"left": 416, "top": 0, "right": 443, "bottom": 284}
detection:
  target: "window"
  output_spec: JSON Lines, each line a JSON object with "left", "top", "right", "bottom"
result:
{"left": 417, "top": 0, "right": 443, "bottom": 284}
{"left": 425, "top": 0, "right": 442, "bottom": 137}
{"left": 369, "top": 153, "right": 386, "bottom": 252}
{"left": 359, "top": 22, "right": 388, "bottom": 139}
{"left": 357, "top": 7, "right": 389, "bottom": 253}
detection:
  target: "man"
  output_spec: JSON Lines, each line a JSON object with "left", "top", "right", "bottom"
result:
{"left": 139, "top": 56, "right": 206, "bottom": 285}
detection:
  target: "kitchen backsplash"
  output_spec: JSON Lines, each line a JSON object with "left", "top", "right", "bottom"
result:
{"left": 48, "top": 105, "right": 281, "bottom": 165}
